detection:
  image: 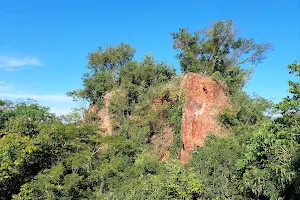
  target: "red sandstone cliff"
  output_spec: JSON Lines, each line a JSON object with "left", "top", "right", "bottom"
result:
{"left": 180, "top": 73, "right": 230, "bottom": 164}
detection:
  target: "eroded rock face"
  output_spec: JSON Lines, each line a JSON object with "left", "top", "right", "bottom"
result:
{"left": 151, "top": 125, "right": 173, "bottom": 161}
{"left": 88, "top": 93, "right": 113, "bottom": 135}
{"left": 181, "top": 73, "right": 230, "bottom": 164}
{"left": 87, "top": 73, "right": 229, "bottom": 163}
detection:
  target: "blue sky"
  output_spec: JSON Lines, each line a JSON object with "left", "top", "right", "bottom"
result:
{"left": 0, "top": 0, "right": 299, "bottom": 115}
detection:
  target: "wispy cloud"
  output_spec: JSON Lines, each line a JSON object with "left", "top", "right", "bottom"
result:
{"left": 0, "top": 81, "right": 13, "bottom": 90}
{"left": 0, "top": 93, "right": 71, "bottom": 102}
{"left": 0, "top": 82, "right": 78, "bottom": 116}
{"left": 0, "top": 56, "right": 41, "bottom": 70}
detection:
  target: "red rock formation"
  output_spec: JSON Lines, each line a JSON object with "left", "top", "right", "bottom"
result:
{"left": 87, "top": 73, "right": 229, "bottom": 164}
{"left": 88, "top": 93, "right": 113, "bottom": 135}
{"left": 151, "top": 125, "right": 174, "bottom": 161}
{"left": 161, "top": 151, "right": 170, "bottom": 161}
{"left": 181, "top": 73, "right": 230, "bottom": 164}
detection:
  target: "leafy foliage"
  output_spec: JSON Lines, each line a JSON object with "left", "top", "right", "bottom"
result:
{"left": 167, "top": 101, "right": 183, "bottom": 158}
{"left": 172, "top": 20, "right": 272, "bottom": 75}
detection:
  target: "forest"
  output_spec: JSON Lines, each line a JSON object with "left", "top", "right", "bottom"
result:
{"left": 0, "top": 20, "right": 299, "bottom": 199}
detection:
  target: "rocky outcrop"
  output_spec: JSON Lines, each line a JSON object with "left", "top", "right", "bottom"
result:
{"left": 88, "top": 93, "right": 113, "bottom": 135}
{"left": 87, "top": 73, "right": 230, "bottom": 164}
{"left": 151, "top": 125, "right": 173, "bottom": 161}
{"left": 181, "top": 73, "right": 230, "bottom": 164}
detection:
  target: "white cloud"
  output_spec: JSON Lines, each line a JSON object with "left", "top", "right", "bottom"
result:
{"left": 0, "top": 93, "right": 72, "bottom": 102}
{"left": 0, "top": 81, "right": 13, "bottom": 90}
{"left": 0, "top": 82, "right": 79, "bottom": 116}
{"left": 0, "top": 56, "right": 41, "bottom": 70}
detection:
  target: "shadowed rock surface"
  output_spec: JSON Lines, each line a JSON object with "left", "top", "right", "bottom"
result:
{"left": 88, "top": 93, "right": 113, "bottom": 135}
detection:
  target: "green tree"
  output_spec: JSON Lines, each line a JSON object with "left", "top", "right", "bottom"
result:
{"left": 0, "top": 100, "right": 13, "bottom": 130}
{"left": 87, "top": 43, "right": 136, "bottom": 73}
{"left": 1, "top": 100, "right": 55, "bottom": 136}
{"left": 172, "top": 20, "right": 272, "bottom": 75}
{"left": 67, "top": 43, "right": 136, "bottom": 105}
{"left": 236, "top": 61, "right": 300, "bottom": 199}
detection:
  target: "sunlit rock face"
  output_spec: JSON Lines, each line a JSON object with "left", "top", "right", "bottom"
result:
{"left": 181, "top": 73, "right": 230, "bottom": 164}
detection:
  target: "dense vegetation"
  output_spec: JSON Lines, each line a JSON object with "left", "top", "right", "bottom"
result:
{"left": 0, "top": 20, "right": 299, "bottom": 199}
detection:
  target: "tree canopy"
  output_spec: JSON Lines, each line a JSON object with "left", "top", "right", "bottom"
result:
{"left": 172, "top": 20, "right": 272, "bottom": 74}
